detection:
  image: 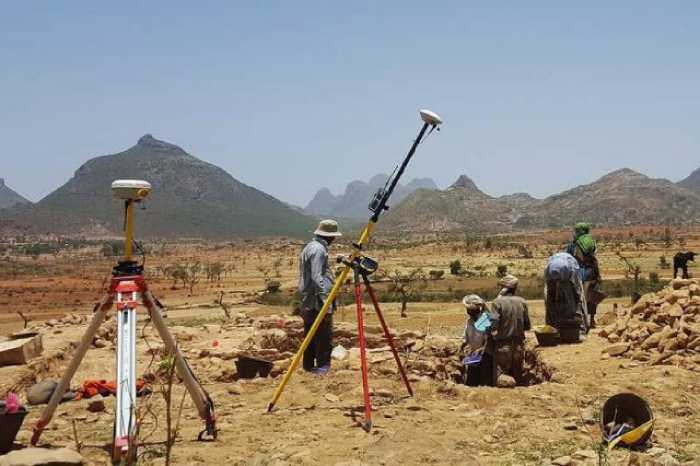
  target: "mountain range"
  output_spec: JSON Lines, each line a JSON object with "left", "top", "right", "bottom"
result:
{"left": 1, "top": 135, "right": 699, "bottom": 238}
{"left": 0, "top": 179, "right": 30, "bottom": 209}
{"left": 304, "top": 174, "right": 438, "bottom": 219}
{"left": 0, "top": 135, "right": 316, "bottom": 238}
{"left": 382, "top": 168, "right": 700, "bottom": 232}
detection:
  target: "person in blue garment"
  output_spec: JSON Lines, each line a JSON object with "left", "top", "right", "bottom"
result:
{"left": 544, "top": 252, "right": 586, "bottom": 337}
{"left": 459, "top": 294, "right": 493, "bottom": 386}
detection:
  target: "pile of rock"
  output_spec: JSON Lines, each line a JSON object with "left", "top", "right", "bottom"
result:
{"left": 42, "top": 313, "right": 88, "bottom": 328}
{"left": 600, "top": 278, "right": 700, "bottom": 370}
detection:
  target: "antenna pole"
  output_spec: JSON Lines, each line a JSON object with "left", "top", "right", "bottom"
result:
{"left": 124, "top": 200, "right": 134, "bottom": 261}
{"left": 267, "top": 110, "right": 442, "bottom": 414}
{"left": 371, "top": 122, "right": 430, "bottom": 222}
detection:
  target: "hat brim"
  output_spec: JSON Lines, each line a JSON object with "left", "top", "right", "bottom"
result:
{"left": 314, "top": 229, "right": 342, "bottom": 237}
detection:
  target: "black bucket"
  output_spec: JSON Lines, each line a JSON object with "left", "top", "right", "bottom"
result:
{"left": 235, "top": 356, "right": 273, "bottom": 379}
{"left": 0, "top": 408, "right": 28, "bottom": 454}
{"left": 559, "top": 327, "right": 581, "bottom": 344}
{"left": 534, "top": 330, "right": 560, "bottom": 347}
{"left": 601, "top": 393, "right": 654, "bottom": 448}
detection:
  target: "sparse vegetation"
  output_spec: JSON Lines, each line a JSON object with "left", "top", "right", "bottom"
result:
{"left": 388, "top": 268, "right": 428, "bottom": 317}
{"left": 496, "top": 264, "right": 508, "bottom": 278}
{"left": 265, "top": 279, "right": 282, "bottom": 293}
{"left": 449, "top": 259, "right": 462, "bottom": 276}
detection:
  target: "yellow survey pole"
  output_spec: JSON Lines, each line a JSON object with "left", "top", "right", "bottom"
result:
{"left": 266, "top": 109, "right": 441, "bottom": 413}
{"left": 124, "top": 200, "right": 134, "bottom": 261}
{"left": 267, "top": 221, "right": 375, "bottom": 412}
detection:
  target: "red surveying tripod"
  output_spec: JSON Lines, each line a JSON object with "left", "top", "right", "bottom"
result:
{"left": 267, "top": 109, "right": 443, "bottom": 430}
{"left": 342, "top": 254, "right": 413, "bottom": 431}
{"left": 31, "top": 180, "right": 216, "bottom": 462}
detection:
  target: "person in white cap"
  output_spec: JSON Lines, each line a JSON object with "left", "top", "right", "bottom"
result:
{"left": 489, "top": 274, "right": 531, "bottom": 386}
{"left": 460, "top": 294, "right": 493, "bottom": 386}
{"left": 298, "top": 219, "right": 342, "bottom": 375}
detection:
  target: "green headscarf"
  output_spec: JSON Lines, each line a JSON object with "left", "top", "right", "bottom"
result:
{"left": 574, "top": 222, "right": 591, "bottom": 238}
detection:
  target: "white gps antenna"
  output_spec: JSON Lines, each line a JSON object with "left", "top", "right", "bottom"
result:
{"left": 419, "top": 109, "right": 443, "bottom": 126}
{"left": 111, "top": 179, "right": 152, "bottom": 201}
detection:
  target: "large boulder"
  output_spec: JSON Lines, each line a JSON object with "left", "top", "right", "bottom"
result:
{"left": 602, "top": 343, "right": 630, "bottom": 356}
{"left": 0, "top": 447, "right": 85, "bottom": 466}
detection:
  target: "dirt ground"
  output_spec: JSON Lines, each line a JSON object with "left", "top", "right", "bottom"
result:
{"left": 1, "top": 230, "right": 699, "bottom": 465}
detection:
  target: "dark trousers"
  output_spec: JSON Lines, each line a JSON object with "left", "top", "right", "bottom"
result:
{"left": 493, "top": 339, "right": 525, "bottom": 386}
{"left": 465, "top": 352, "right": 494, "bottom": 387}
{"left": 584, "top": 280, "right": 600, "bottom": 318}
{"left": 302, "top": 308, "right": 333, "bottom": 371}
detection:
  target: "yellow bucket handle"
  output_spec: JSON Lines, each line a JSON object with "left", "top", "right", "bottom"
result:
{"left": 607, "top": 419, "right": 654, "bottom": 452}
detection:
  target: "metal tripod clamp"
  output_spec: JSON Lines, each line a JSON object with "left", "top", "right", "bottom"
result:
{"left": 337, "top": 254, "right": 379, "bottom": 277}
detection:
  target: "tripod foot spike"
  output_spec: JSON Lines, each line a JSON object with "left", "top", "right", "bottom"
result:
{"left": 267, "top": 403, "right": 275, "bottom": 413}
{"left": 30, "top": 423, "right": 46, "bottom": 446}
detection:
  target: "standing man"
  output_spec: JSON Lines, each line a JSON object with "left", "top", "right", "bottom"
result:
{"left": 566, "top": 223, "right": 602, "bottom": 328}
{"left": 298, "top": 219, "right": 342, "bottom": 375}
{"left": 489, "top": 274, "right": 531, "bottom": 386}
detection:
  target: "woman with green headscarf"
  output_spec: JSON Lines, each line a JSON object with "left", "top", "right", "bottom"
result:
{"left": 566, "top": 223, "right": 602, "bottom": 328}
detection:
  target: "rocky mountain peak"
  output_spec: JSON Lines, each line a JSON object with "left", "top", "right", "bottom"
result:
{"left": 136, "top": 134, "right": 185, "bottom": 153}
{"left": 368, "top": 173, "right": 389, "bottom": 188}
{"left": 449, "top": 175, "right": 480, "bottom": 191}
{"left": 599, "top": 168, "right": 646, "bottom": 182}
{"left": 304, "top": 173, "right": 439, "bottom": 219}
{"left": 0, "top": 178, "right": 30, "bottom": 209}
{"left": 678, "top": 166, "right": 700, "bottom": 193}
{"left": 1, "top": 137, "right": 314, "bottom": 238}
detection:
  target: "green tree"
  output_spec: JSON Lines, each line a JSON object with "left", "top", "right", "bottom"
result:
{"left": 449, "top": 260, "right": 462, "bottom": 276}
{"left": 496, "top": 264, "right": 508, "bottom": 278}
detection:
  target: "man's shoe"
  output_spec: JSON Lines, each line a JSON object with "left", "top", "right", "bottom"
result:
{"left": 313, "top": 365, "right": 330, "bottom": 375}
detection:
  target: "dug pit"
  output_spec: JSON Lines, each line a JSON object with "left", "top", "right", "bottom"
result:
{"left": 405, "top": 341, "right": 554, "bottom": 387}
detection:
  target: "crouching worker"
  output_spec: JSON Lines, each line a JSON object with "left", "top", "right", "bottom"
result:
{"left": 489, "top": 274, "right": 531, "bottom": 386}
{"left": 545, "top": 252, "right": 586, "bottom": 336}
{"left": 460, "top": 294, "right": 494, "bottom": 386}
{"left": 299, "top": 219, "right": 342, "bottom": 375}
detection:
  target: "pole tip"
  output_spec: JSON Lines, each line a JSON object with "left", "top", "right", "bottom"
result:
{"left": 419, "top": 109, "right": 443, "bottom": 126}
{"left": 30, "top": 426, "right": 43, "bottom": 446}
{"left": 266, "top": 403, "right": 275, "bottom": 413}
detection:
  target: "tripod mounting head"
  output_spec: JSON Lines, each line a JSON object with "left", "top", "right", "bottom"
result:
{"left": 337, "top": 254, "right": 379, "bottom": 276}
{"left": 111, "top": 180, "right": 152, "bottom": 202}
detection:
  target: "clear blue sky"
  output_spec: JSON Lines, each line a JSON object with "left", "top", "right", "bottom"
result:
{"left": 2, "top": 1, "right": 699, "bottom": 205}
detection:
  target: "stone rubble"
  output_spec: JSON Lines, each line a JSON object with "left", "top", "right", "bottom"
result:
{"left": 599, "top": 278, "right": 700, "bottom": 371}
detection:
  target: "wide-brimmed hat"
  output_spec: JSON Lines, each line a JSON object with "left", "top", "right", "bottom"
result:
{"left": 314, "top": 219, "right": 342, "bottom": 237}
{"left": 498, "top": 274, "right": 519, "bottom": 289}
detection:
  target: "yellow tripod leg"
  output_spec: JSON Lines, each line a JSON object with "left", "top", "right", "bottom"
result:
{"left": 124, "top": 200, "right": 134, "bottom": 261}
{"left": 267, "top": 222, "right": 375, "bottom": 412}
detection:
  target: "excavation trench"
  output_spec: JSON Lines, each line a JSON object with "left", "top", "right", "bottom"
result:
{"left": 405, "top": 345, "right": 554, "bottom": 387}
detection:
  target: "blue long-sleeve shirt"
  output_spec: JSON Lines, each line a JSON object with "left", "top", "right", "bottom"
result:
{"left": 298, "top": 236, "right": 335, "bottom": 311}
